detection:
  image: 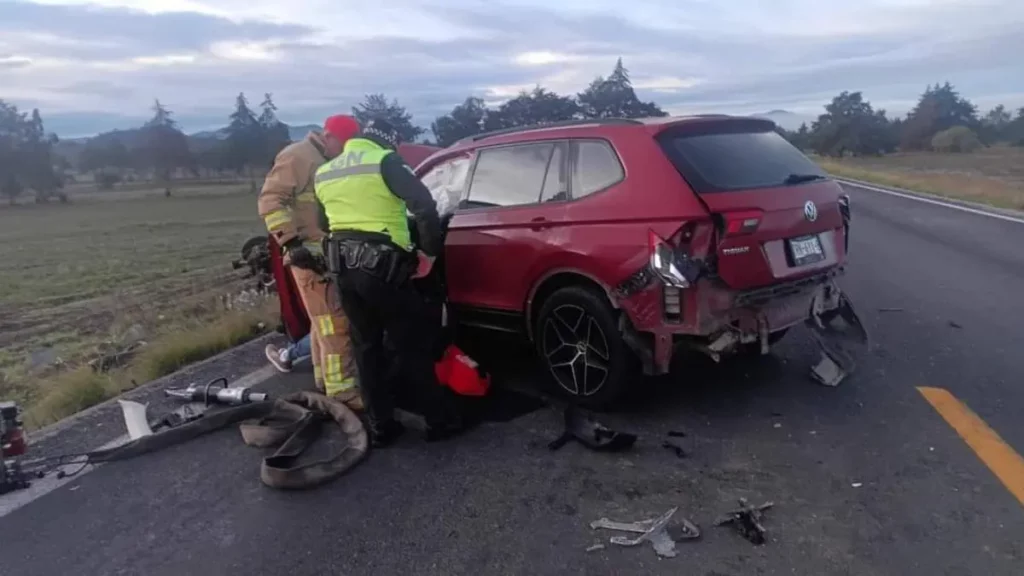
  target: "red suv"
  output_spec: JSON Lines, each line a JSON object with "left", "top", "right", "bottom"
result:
{"left": 415, "top": 116, "right": 858, "bottom": 407}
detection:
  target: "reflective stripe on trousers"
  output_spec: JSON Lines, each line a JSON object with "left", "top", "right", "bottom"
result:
{"left": 290, "top": 266, "right": 358, "bottom": 396}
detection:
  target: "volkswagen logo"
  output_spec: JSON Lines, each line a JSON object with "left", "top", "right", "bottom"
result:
{"left": 804, "top": 200, "right": 818, "bottom": 222}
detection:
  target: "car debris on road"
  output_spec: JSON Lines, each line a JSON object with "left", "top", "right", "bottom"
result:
{"left": 715, "top": 498, "right": 775, "bottom": 545}
{"left": 590, "top": 507, "right": 700, "bottom": 558}
{"left": 547, "top": 406, "right": 637, "bottom": 453}
{"left": 807, "top": 291, "right": 870, "bottom": 387}
{"left": 661, "top": 440, "right": 688, "bottom": 459}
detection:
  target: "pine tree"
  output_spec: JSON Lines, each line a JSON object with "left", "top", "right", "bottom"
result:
{"left": 577, "top": 58, "right": 667, "bottom": 119}
{"left": 258, "top": 93, "right": 291, "bottom": 167}
{"left": 352, "top": 94, "right": 424, "bottom": 143}
{"left": 140, "top": 99, "right": 190, "bottom": 195}
{"left": 226, "top": 92, "right": 263, "bottom": 177}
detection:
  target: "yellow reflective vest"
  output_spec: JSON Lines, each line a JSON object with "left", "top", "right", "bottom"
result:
{"left": 314, "top": 138, "right": 412, "bottom": 250}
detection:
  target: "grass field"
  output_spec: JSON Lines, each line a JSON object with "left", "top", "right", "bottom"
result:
{"left": 816, "top": 146, "right": 1024, "bottom": 210}
{"left": 0, "top": 182, "right": 275, "bottom": 427}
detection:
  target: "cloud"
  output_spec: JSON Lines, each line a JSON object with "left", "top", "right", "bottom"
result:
{"left": 1, "top": 0, "right": 1022, "bottom": 137}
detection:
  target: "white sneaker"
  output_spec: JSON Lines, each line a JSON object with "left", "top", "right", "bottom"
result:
{"left": 265, "top": 344, "right": 293, "bottom": 373}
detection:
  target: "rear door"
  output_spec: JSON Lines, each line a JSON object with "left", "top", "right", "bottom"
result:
{"left": 445, "top": 140, "right": 569, "bottom": 312}
{"left": 657, "top": 120, "right": 845, "bottom": 290}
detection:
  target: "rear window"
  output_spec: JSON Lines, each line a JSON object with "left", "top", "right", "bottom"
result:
{"left": 658, "top": 126, "right": 826, "bottom": 193}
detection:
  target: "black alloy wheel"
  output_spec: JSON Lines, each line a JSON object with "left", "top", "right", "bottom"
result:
{"left": 535, "top": 286, "right": 634, "bottom": 409}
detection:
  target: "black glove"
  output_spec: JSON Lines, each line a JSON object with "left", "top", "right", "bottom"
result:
{"left": 283, "top": 239, "right": 319, "bottom": 271}
{"left": 288, "top": 246, "right": 319, "bottom": 270}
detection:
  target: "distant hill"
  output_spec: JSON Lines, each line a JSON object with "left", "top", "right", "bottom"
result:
{"left": 752, "top": 109, "right": 811, "bottom": 131}
{"left": 54, "top": 122, "right": 320, "bottom": 166}
{"left": 190, "top": 123, "right": 317, "bottom": 142}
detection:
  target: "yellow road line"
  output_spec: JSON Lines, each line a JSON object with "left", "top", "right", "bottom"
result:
{"left": 918, "top": 386, "right": 1024, "bottom": 507}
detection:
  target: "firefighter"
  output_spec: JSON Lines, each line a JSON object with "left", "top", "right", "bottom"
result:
{"left": 258, "top": 115, "right": 362, "bottom": 408}
{"left": 315, "top": 118, "right": 463, "bottom": 447}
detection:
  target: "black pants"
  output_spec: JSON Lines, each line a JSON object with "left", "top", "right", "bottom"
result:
{"left": 337, "top": 265, "right": 456, "bottom": 430}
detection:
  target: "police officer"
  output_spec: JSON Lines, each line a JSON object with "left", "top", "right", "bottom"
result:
{"left": 314, "top": 118, "right": 463, "bottom": 447}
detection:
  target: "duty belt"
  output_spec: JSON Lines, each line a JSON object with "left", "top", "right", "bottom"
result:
{"left": 327, "top": 232, "right": 416, "bottom": 285}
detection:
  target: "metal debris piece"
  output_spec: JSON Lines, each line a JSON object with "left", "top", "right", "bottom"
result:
{"left": 878, "top": 307, "right": 904, "bottom": 312}
{"left": 590, "top": 507, "right": 695, "bottom": 558}
{"left": 715, "top": 498, "right": 774, "bottom": 545}
{"left": 586, "top": 544, "right": 605, "bottom": 552}
{"left": 666, "top": 519, "right": 701, "bottom": 541}
{"left": 661, "top": 441, "right": 687, "bottom": 459}
{"left": 548, "top": 407, "right": 637, "bottom": 453}
{"left": 948, "top": 320, "right": 963, "bottom": 329}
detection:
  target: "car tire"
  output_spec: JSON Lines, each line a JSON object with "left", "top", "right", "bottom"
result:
{"left": 534, "top": 285, "right": 635, "bottom": 409}
{"left": 240, "top": 235, "right": 268, "bottom": 260}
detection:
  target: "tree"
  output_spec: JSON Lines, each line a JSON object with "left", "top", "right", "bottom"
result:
{"left": 809, "top": 91, "right": 897, "bottom": 157}
{"left": 431, "top": 97, "right": 489, "bottom": 147}
{"left": 900, "top": 83, "right": 979, "bottom": 150}
{"left": 21, "top": 109, "right": 64, "bottom": 202}
{"left": 485, "top": 86, "right": 581, "bottom": 131}
{"left": 258, "top": 93, "right": 291, "bottom": 168}
{"left": 352, "top": 94, "right": 424, "bottom": 143}
{"left": 79, "top": 137, "right": 132, "bottom": 189}
{"left": 981, "top": 104, "right": 1013, "bottom": 143}
{"left": 0, "top": 100, "right": 62, "bottom": 204}
{"left": 139, "top": 99, "right": 191, "bottom": 196}
{"left": 225, "top": 92, "right": 262, "bottom": 178}
{"left": 577, "top": 58, "right": 668, "bottom": 119}
{"left": 1002, "top": 107, "right": 1024, "bottom": 146}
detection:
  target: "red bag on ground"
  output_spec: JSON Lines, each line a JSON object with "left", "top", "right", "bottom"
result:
{"left": 434, "top": 344, "right": 491, "bottom": 397}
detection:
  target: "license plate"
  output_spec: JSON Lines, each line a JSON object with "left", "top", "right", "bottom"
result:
{"left": 787, "top": 235, "right": 824, "bottom": 266}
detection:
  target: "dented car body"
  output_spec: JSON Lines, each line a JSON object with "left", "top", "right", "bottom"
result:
{"left": 414, "top": 115, "right": 866, "bottom": 408}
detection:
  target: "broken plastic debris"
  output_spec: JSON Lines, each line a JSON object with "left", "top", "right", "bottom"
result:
{"left": 118, "top": 400, "right": 154, "bottom": 440}
{"left": 661, "top": 441, "right": 687, "bottom": 459}
{"left": 590, "top": 507, "right": 700, "bottom": 558}
{"left": 852, "top": 483, "right": 863, "bottom": 488}
{"left": 585, "top": 544, "right": 605, "bottom": 552}
{"left": 715, "top": 498, "right": 774, "bottom": 546}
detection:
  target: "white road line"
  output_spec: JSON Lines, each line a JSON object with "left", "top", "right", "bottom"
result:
{"left": 836, "top": 178, "right": 1024, "bottom": 225}
{"left": 0, "top": 366, "right": 278, "bottom": 519}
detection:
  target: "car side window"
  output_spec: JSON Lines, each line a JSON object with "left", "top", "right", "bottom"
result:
{"left": 420, "top": 155, "right": 471, "bottom": 218}
{"left": 571, "top": 140, "right": 625, "bottom": 200}
{"left": 466, "top": 142, "right": 555, "bottom": 208}
{"left": 540, "top": 142, "right": 568, "bottom": 203}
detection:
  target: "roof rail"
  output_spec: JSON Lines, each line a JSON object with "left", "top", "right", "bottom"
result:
{"left": 457, "top": 118, "right": 642, "bottom": 145}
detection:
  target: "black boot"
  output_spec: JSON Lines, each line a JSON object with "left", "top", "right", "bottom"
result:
{"left": 425, "top": 412, "right": 468, "bottom": 443}
{"left": 369, "top": 418, "right": 406, "bottom": 448}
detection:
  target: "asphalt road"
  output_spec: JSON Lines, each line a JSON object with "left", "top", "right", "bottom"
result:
{"left": 2, "top": 183, "right": 1024, "bottom": 576}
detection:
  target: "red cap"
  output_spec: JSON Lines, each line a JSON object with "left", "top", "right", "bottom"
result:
{"left": 323, "top": 114, "right": 359, "bottom": 143}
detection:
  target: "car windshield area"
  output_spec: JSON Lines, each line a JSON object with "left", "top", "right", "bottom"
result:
{"left": 659, "top": 127, "right": 828, "bottom": 193}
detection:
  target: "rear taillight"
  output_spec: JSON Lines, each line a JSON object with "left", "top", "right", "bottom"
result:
{"left": 648, "top": 230, "right": 701, "bottom": 289}
{"left": 722, "top": 210, "right": 763, "bottom": 237}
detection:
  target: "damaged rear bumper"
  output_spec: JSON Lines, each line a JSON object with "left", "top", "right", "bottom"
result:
{"left": 621, "top": 270, "right": 869, "bottom": 386}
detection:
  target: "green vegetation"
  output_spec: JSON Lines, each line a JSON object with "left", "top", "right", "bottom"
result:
{"left": 24, "top": 302, "right": 275, "bottom": 429}
{"left": 0, "top": 186, "right": 275, "bottom": 427}
{"left": 817, "top": 147, "right": 1024, "bottom": 210}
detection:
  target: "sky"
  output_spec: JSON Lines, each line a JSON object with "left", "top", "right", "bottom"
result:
{"left": 1, "top": 0, "right": 1022, "bottom": 138}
